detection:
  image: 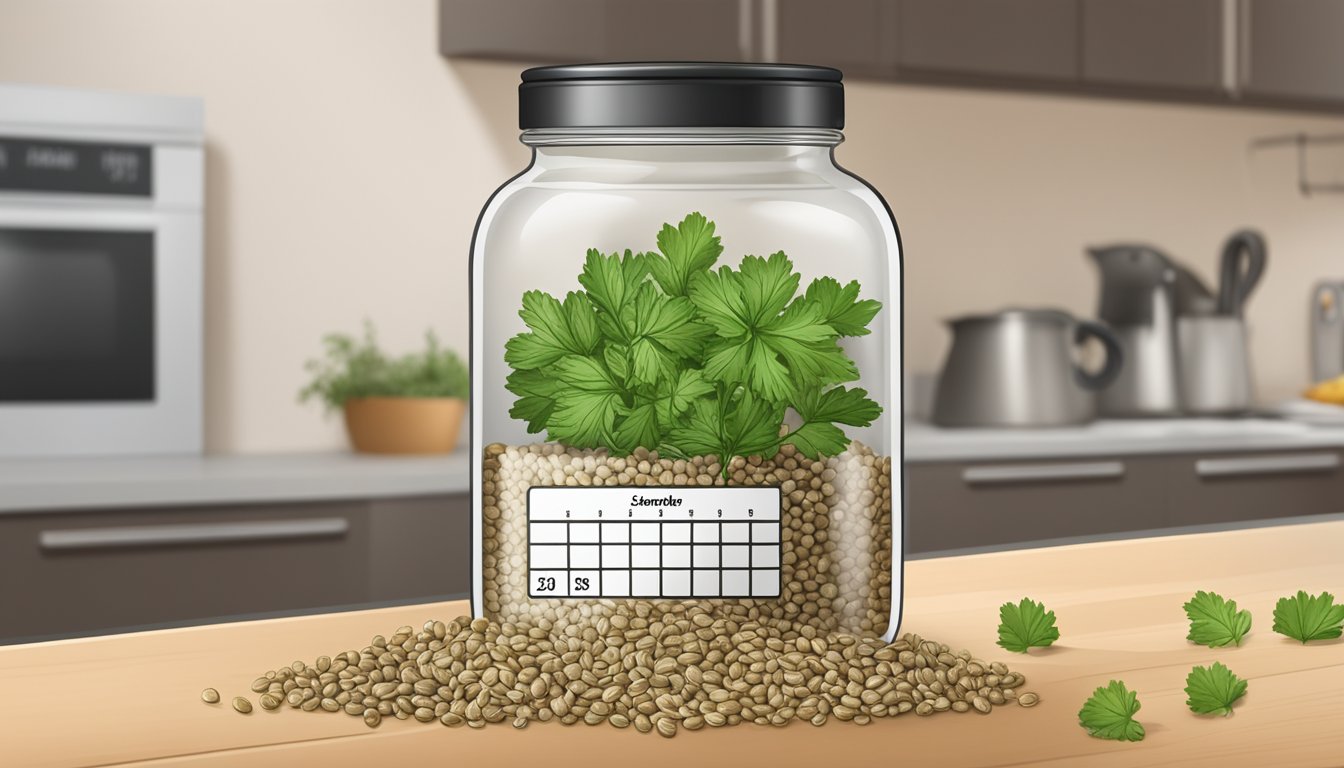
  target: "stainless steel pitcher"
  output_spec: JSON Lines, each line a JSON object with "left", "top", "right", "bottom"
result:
{"left": 932, "top": 309, "right": 1124, "bottom": 427}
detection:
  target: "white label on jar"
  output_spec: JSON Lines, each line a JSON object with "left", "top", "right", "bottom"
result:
{"left": 526, "top": 487, "right": 783, "bottom": 599}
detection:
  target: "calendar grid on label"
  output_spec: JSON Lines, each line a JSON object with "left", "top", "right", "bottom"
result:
{"left": 525, "top": 487, "right": 782, "bottom": 599}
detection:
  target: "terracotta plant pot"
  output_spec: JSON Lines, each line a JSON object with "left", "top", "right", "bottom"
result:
{"left": 341, "top": 397, "right": 466, "bottom": 455}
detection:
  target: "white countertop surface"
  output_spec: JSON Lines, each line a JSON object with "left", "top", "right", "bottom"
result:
{"left": 9, "top": 418, "right": 1344, "bottom": 512}
{"left": 0, "top": 451, "right": 470, "bottom": 514}
{"left": 904, "top": 417, "right": 1344, "bottom": 463}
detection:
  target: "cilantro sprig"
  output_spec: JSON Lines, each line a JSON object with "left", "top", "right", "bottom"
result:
{"left": 996, "top": 597, "right": 1060, "bottom": 653}
{"left": 1183, "top": 590, "right": 1252, "bottom": 648}
{"left": 1272, "top": 590, "right": 1344, "bottom": 644}
{"left": 504, "top": 213, "right": 883, "bottom": 470}
{"left": 1078, "top": 680, "right": 1145, "bottom": 741}
{"left": 1185, "top": 662, "right": 1247, "bottom": 716}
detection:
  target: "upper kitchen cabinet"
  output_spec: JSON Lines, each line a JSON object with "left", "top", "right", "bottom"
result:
{"left": 896, "top": 0, "right": 1080, "bottom": 83}
{"left": 1240, "top": 0, "right": 1344, "bottom": 105}
{"left": 1081, "top": 0, "right": 1229, "bottom": 95}
{"left": 775, "top": 0, "right": 898, "bottom": 78}
{"left": 439, "top": 0, "right": 748, "bottom": 63}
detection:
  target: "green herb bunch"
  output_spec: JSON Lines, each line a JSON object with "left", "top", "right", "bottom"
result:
{"left": 300, "top": 321, "right": 469, "bottom": 412}
{"left": 504, "top": 212, "right": 882, "bottom": 469}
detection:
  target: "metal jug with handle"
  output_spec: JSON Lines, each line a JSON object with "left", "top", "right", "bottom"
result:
{"left": 1087, "top": 244, "right": 1216, "bottom": 416}
{"left": 932, "top": 308, "right": 1124, "bottom": 427}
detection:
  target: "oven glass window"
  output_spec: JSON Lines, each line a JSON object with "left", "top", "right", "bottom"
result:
{"left": 0, "top": 229, "right": 154, "bottom": 401}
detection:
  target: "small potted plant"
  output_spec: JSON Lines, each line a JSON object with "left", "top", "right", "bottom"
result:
{"left": 300, "top": 322, "right": 469, "bottom": 454}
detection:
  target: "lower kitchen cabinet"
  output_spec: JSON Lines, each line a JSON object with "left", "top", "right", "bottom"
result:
{"left": 0, "top": 494, "right": 470, "bottom": 643}
{"left": 905, "top": 457, "right": 1168, "bottom": 553}
{"left": 905, "top": 449, "right": 1344, "bottom": 554}
{"left": 1165, "top": 451, "right": 1344, "bottom": 526}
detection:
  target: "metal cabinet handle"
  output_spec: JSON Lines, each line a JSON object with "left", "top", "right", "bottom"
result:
{"left": 962, "top": 461, "right": 1126, "bottom": 486}
{"left": 39, "top": 518, "right": 349, "bottom": 551}
{"left": 1195, "top": 453, "right": 1340, "bottom": 478}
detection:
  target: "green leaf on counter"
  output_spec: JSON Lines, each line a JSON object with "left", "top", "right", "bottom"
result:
{"left": 1183, "top": 590, "right": 1252, "bottom": 648}
{"left": 997, "top": 597, "right": 1060, "bottom": 653}
{"left": 1272, "top": 590, "right": 1344, "bottom": 644}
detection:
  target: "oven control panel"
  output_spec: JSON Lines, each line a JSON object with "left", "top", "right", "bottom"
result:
{"left": 0, "top": 136, "right": 152, "bottom": 197}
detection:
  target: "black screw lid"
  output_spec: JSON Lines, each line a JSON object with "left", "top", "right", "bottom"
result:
{"left": 518, "top": 62, "right": 844, "bottom": 130}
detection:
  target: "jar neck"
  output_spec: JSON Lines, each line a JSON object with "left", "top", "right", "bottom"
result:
{"left": 520, "top": 127, "right": 844, "bottom": 147}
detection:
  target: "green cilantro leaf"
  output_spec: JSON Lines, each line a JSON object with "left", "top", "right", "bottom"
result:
{"left": 609, "top": 402, "right": 659, "bottom": 455}
{"left": 804, "top": 277, "right": 882, "bottom": 336}
{"left": 1183, "top": 591, "right": 1252, "bottom": 648}
{"left": 785, "top": 386, "right": 883, "bottom": 458}
{"left": 648, "top": 212, "right": 722, "bottom": 297}
{"left": 546, "top": 355, "right": 624, "bottom": 448}
{"left": 504, "top": 291, "right": 600, "bottom": 370}
{"left": 1272, "top": 590, "right": 1344, "bottom": 643}
{"left": 653, "top": 370, "right": 714, "bottom": 426}
{"left": 692, "top": 257, "right": 858, "bottom": 402}
{"left": 737, "top": 252, "right": 799, "bottom": 325}
{"left": 997, "top": 597, "right": 1060, "bottom": 653}
{"left": 579, "top": 248, "right": 648, "bottom": 341}
{"left": 1184, "top": 662, "right": 1247, "bottom": 717}
{"left": 620, "top": 283, "right": 711, "bottom": 384}
{"left": 666, "top": 390, "right": 783, "bottom": 463}
{"left": 1078, "top": 681, "right": 1145, "bottom": 742}
{"left": 504, "top": 369, "right": 560, "bottom": 434}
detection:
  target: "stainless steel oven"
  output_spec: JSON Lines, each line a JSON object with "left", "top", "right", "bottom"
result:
{"left": 0, "top": 85, "right": 203, "bottom": 457}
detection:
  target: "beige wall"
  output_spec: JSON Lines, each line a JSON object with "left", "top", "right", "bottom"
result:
{"left": 4, "top": 1, "right": 1344, "bottom": 452}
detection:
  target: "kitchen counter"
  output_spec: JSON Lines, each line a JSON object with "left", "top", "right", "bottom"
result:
{"left": 0, "top": 451, "right": 470, "bottom": 513}
{"left": 3, "top": 519, "right": 1341, "bottom": 767}
{"left": 905, "top": 417, "right": 1344, "bottom": 463}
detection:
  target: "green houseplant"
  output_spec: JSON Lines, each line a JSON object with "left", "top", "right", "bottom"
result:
{"left": 300, "top": 322, "right": 469, "bottom": 454}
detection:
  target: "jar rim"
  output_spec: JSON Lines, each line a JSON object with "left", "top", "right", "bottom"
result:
{"left": 520, "top": 127, "right": 845, "bottom": 147}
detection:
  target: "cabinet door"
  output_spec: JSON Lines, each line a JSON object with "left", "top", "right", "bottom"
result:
{"left": 1242, "top": 0, "right": 1344, "bottom": 103}
{"left": 440, "top": 0, "right": 747, "bottom": 63}
{"left": 1082, "top": 0, "right": 1227, "bottom": 93}
{"left": 898, "top": 0, "right": 1080, "bottom": 82}
{"left": 905, "top": 457, "right": 1168, "bottom": 554}
{"left": 1166, "top": 451, "right": 1344, "bottom": 526}
{"left": 369, "top": 495, "right": 471, "bottom": 602}
{"left": 0, "top": 502, "right": 370, "bottom": 643}
{"left": 776, "top": 0, "right": 898, "bottom": 77}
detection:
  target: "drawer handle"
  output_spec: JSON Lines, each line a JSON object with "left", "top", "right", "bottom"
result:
{"left": 962, "top": 461, "right": 1126, "bottom": 485}
{"left": 1195, "top": 453, "right": 1340, "bottom": 478}
{"left": 39, "top": 518, "right": 349, "bottom": 551}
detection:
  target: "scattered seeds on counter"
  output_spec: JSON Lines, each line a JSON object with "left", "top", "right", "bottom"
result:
{"left": 232, "top": 697, "right": 253, "bottom": 715}
{"left": 201, "top": 688, "right": 220, "bottom": 705}
{"left": 226, "top": 612, "right": 1036, "bottom": 736}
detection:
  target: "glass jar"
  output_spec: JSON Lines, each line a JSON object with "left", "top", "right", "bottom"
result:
{"left": 470, "top": 63, "right": 903, "bottom": 640}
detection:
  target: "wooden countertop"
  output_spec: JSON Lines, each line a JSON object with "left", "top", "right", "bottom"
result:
{"left": 4, "top": 520, "right": 1343, "bottom": 767}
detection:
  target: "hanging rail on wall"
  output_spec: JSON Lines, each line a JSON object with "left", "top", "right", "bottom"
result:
{"left": 1251, "top": 132, "right": 1344, "bottom": 197}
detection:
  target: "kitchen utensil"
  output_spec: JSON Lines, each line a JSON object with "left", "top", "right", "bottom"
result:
{"left": 1088, "top": 244, "right": 1213, "bottom": 416}
{"left": 1310, "top": 281, "right": 1344, "bottom": 382}
{"left": 1217, "top": 230, "right": 1267, "bottom": 316}
{"left": 1177, "top": 315, "right": 1253, "bottom": 414}
{"left": 932, "top": 308, "right": 1123, "bottom": 427}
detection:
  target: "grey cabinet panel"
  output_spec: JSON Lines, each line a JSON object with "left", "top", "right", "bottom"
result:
{"left": 439, "top": 0, "right": 745, "bottom": 64}
{"left": 1082, "top": 0, "right": 1226, "bottom": 92}
{"left": 1166, "top": 451, "right": 1344, "bottom": 525}
{"left": 440, "top": 0, "right": 607, "bottom": 62}
{"left": 905, "top": 457, "right": 1168, "bottom": 553}
{"left": 369, "top": 495, "right": 471, "bottom": 601}
{"left": 1242, "top": 0, "right": 1344, "bottom": 103}
{"left": 604, "top": 1, "right": 746, "bottom": 61}
{"left": 897, "top": 0, "right": 1080, "bottom": 82}
{"left": 777, "top": 0, "right": 899, "bottom": 77}
{"left": 0, "top": 502, "right": 371, "bottom": 642}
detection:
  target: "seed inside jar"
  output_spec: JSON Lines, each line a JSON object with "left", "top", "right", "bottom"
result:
{"left": 482, "top": 442, "right": 894, "bottom": 638}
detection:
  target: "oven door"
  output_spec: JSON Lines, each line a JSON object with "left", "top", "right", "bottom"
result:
{"left": 0, "top": 203, "right": 202, "bottom": 457}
